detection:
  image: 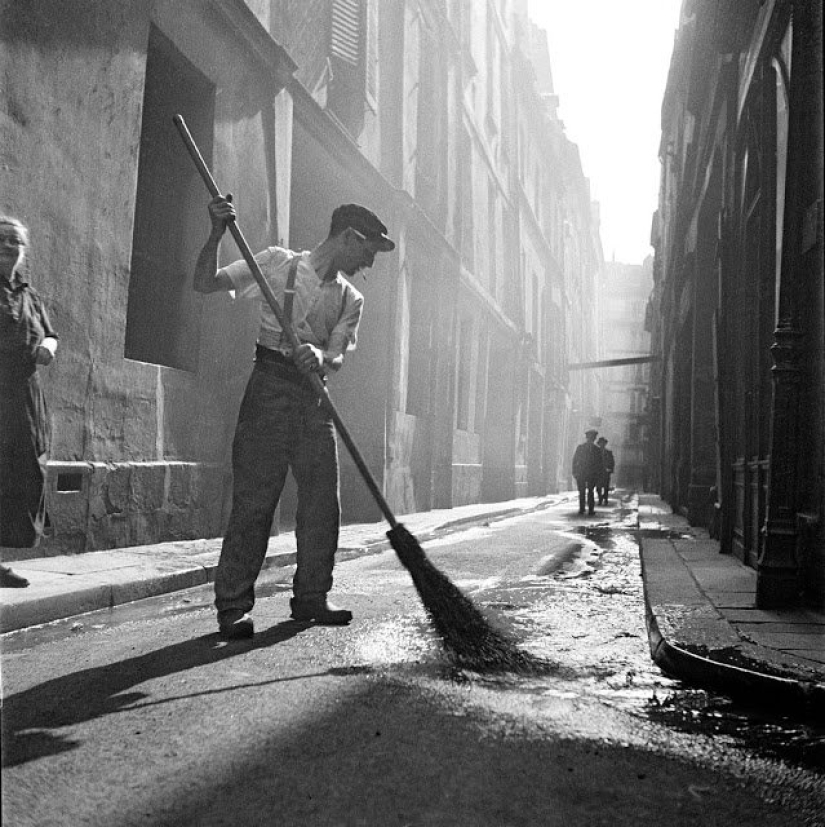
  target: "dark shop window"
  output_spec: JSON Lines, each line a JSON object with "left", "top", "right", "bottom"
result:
{"left": 125, "top": 26, "right": 215, "bottom": 371}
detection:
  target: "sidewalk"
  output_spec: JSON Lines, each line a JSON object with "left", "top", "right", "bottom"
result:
{"left": 0, "top": 496, "right": 558, "bottom": 635}
{"left": 2, "top": 491, "right": 823, "bottom": 718}
{"left": 638, "top": 493, "right": 825, "bottom": 719}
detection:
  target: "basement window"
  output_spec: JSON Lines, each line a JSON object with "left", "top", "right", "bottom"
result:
{"left": 56, "top": 473, "right": 83, "bottom": 493}
{"left": 125, "top": 26, "right": 215, "bottom": 371}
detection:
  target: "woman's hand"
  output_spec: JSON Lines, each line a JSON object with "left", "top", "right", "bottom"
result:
{"left": 35, "top": 337, "right": 57, "bottom": 366}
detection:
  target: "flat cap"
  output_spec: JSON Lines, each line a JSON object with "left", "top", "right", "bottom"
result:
{"left": 331, "top": 203, "right": 395, "bottom": 251}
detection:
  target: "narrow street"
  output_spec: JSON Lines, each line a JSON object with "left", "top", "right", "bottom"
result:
{"left": 4, "top": 2, "right": 824, "bottom": 825}
{"left": 2, "top": 498, "right": 823, "bottom": 826}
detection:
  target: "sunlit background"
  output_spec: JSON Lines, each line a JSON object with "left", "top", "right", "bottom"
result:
{"left": 527, "top": 0, "right": 683, "bottom": 264}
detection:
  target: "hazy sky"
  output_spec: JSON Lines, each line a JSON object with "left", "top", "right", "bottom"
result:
{"left": 526, "top": 0, "right": 683, "bottom": 264}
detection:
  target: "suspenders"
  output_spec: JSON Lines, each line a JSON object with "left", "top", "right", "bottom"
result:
{"left": 279, "top": 254, "right": 328, "bottom": 391}
{"left": 283, "top": 254, "right": 299, "bottom": 326}
{"left": 278, "top": 253, "right": 346, "bottom": 356}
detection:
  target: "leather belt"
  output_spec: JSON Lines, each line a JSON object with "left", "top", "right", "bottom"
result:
{"left": 255, "top": 344, "right": 294, "bottom": 367}
{"left": 254, "top": 344, "right": 305, "bottom": 384}
{"left": 254, "top": 344, "right": 325, "bottom": 389}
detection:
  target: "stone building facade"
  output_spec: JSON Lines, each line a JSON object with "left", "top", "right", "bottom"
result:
{"left": 2, "top": 0, "right": 602, "bottom": 555}
{"left": 649, "top": 0, "right": 824, "bottom": 607}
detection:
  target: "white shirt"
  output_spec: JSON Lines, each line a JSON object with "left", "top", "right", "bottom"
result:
{"left": 221, "top": 247, "right": 364, "bottom": 358}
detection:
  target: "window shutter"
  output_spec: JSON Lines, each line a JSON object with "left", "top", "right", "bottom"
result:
{"left": 330, "top": 0, "right": 361, "bottom": 67}
{"left": 365, "top": 0, "right": 377, "bottom": 105}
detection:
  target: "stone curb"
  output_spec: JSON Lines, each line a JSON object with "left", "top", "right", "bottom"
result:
{"left": 0, "top": 501, "right": 570, "bottom": 635}
{"left": 639, "top": 548, "right": 825, "bottom": 722}
{"left": 0, "top": 551, "right": 296, "bottom": 635}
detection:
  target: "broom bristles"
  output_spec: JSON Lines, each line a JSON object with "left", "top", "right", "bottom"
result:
{"left": 387, "top": 524, "right": 547, "bottom": 673}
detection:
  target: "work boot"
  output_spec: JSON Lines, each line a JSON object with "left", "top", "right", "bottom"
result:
{"left": 290, "top": 596, "right": 352, "bottom": 625}
{"left": 0, "top": 565, "right": 29, "bottom": 588}
{"left": 218, "top": 610, "right": 254, "bottom": 640}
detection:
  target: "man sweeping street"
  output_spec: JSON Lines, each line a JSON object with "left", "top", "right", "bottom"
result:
{"left": 193, "top": 194, "right": 395, "bottom": 639}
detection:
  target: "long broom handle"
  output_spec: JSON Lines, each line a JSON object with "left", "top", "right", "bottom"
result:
{"left": 173, "top": 114, "right": 400, "bottom": 530}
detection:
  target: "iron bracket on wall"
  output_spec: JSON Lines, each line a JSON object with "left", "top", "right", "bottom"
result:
{"left": 567, "top": 356, "right": 661, "bottom": 371}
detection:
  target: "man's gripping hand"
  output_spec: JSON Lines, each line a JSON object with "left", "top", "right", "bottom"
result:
{"left": 208, "top": 193, "right": 236, "bottom": 237}
{"left": 294, "top": 343, "right": 324, "bottom": 375}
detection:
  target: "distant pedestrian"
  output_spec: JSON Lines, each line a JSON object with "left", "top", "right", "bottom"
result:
{"left": 596, "top": 437, "right": 615, "bottom": 505}
{"left": 0, "top": 216, "right": 58, "bottom": 588}
{"left": 572, "top": 429, "right": 603, "bottom": 516}
{"left": 194, "top": 194, "right": 395, "bottom": 639}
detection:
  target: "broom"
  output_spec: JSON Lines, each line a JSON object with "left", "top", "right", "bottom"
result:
{"left": 174, "top": 115, "right": 542, "bottom": 672}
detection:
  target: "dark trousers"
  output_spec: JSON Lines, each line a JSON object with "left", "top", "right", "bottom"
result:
{"left": 214, "top": 362, "right": 340, "bottom": 618}
{"left": 576, "top": 477, "right": 596, "bottom": 514}
{"left": 598, "top": 473, "right": 612, "bottom": 504}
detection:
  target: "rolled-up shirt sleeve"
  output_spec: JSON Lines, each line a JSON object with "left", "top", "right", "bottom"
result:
{"left": 327, "top": 287, "right": 364, "bottom": 358}
{"left": 221, "top": 248, "right": 286, "bottom": 298}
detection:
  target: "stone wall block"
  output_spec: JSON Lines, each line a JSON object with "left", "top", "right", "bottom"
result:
{"left": 87, "top": 512, "right": 131, "bottom": 550}
{"left": 46, "top": 490, "right": 87, "bottom": 536}
{"left": 451, "top": 464, "right": 482, "bottom": 506}
{"left": 168, "top": 463, "right": 194, "bottom": 510}
{"left": 105, "top": 464, "right": 133, "bottom": 513}
{"left": 106, "top": 513, "right": 132, "bottom": 549}
{"left": 87, "top": 464, "right": 112, "bottom": 522}
{"left": 44, "top": 531, "right": 87, "bottom": 555}
{"left": 165, "top": 507, "right": 198, "bottom": 541}
{"left": 132, "top": 511, "right": 162, "bottom": 547}
{"left": 198, "top": 464, "right": 226, "bottom": 515}
{"left": 130, "top": 463, "right": 166, "bottom": 513}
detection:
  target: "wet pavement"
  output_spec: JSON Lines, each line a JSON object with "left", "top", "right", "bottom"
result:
{"left": 3, "top": 493, "right": 825, "bottom": 749}
{"left": 2, "top": 498, "right": 824, "bottom": 825}
{"left": 419, "top": 510, "right": 825, "bottom": 778}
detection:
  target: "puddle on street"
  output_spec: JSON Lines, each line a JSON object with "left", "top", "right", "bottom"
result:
{"left": 645, "top": 689, "right": 825, "bottom": 768}
{"left": 387, "top": 525, "right": 825, "bottom": 776}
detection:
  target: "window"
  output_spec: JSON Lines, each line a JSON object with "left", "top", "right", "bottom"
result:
{"left": 125, "top": 26, "right": 215, "bottom": 371}
{"left": 327, "top": 0, "right": 377, "bottom": 135}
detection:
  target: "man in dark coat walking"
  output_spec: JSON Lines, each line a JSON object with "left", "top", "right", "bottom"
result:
{"left": 572, "top": 429, "right": 603, "bottom": 515}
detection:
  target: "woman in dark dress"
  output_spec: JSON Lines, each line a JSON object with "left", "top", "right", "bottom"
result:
{"left": 0, "top": 216, "right": 58, "bottom": 587}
